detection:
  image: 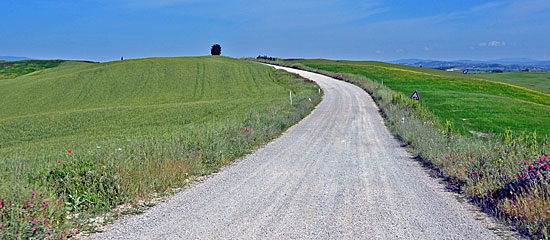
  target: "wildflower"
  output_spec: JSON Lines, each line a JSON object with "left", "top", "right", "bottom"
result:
{"left": 515, "top": 161, "right": 519, "bottom": 165}
{"left": 57, "top": 161, "right": 61, "bottom": 164}
{"left": 14, "top": 232, "right": 18, "bottom": 237}
{"left": 67, "top": 150, "right": 72, "bottom": 154}
{"left": 76, "top": 229, "right": 80, "bottom": 234}
{"left": 97, "top": 146, "right": 101, "bottom": 149}
{"left": 545, "top": 155, "right": 549, "bottom": 162}
{"left": 460, "top": 173, "right": 464, "bottom": 178}
{"left": 0, "top": 201, "right": 3, "bottom": 209}
{"left": 41, "top": 193, "right": 45, "bottom": 198}
{"left": 58, "top": 201, "right": 62, "bottom": 205}
{"left": 538, "top": 162, "right": 542, "bottom": 166}
{"left": 8, "top": 201, "right": 12, "bottom": 206}
{"left": 33, "top": 225, "right": 36, "bottom": 232}
{"left": 524, "top": 160, "right": 527, "bottom": 165}
{"left": 32, "top": 190, "right": 36, "bottom": 200}
{"left": 117, "top": 148, "right": 122, "bottom": 151}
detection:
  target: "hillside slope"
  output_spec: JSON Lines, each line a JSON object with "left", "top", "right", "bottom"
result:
{"left": 478, "top": 72, "right": 550, "bottom": 94}
{"left": 287, "top": 59, "right": 550, "bottom": 139}
{"left": 0, "top": 56, "right": 321, "bottom": 234}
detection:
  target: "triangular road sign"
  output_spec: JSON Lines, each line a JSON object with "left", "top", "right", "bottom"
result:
{"left": 410, "top": 90, "right": 420, "bottom": 100}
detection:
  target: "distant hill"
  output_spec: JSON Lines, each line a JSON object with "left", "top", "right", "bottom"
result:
{"left": 0, "top": 60, "right": 65, "bottom": 79}
{"left": 0, "top": 56, "right": 31, "bottom": 61}
{"left": 391, "top": 58, "right": 550, "bottom": 73}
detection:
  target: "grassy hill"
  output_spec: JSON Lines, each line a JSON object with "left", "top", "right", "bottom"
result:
{"left": 478, "top": 72, "right": 550, "bottom": 94}
{"left": 0, "top": 56, "right": 321, "bottom": 237}
{"left": 286, "top": 59, "right": 550, "bottom": 139}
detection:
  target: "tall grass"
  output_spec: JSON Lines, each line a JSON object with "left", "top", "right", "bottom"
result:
{"left": 0, "top": 57, "right": 322, "bottom": 238}
{"left": 254, "top": 59, "right": 550, "bottom": 239}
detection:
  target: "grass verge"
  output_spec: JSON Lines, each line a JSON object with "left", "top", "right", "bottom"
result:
{"left": 253, "top": 58, "right": 550, "bottom": 239}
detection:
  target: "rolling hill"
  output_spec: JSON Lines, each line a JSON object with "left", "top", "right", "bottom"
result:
{"left": 285, "top": 59, "right": 550, "bottom": 139}
{"left": 0, "top": 56, "right": 321, "bottom": 229}
{"left": 478, "top": 72, "right": 550, "bottom": 94}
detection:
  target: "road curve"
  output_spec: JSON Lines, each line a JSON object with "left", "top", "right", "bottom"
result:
{"left": 89, "top": 65, "right": 498, "bottom": 239}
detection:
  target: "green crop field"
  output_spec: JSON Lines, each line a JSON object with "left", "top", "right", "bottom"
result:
{"left": 287, "top": 59, "right": 550, "bottom": 139}
{"left": 0, "top": 60, "right": 66, "bottom": 79}
{"left": 478, "top": 72, "right": 550, "bottom": 94}
{"left": 0, "top": 56, "right": 321, "bottom": 235}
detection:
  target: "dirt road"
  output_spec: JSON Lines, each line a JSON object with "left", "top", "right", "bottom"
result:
{"left": 89, "top": 65, "right": 499, "bottom": 239}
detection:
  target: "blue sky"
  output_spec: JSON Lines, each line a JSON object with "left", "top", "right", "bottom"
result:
{"left": 2, "top": 0, "right": 550, "bottom": 62}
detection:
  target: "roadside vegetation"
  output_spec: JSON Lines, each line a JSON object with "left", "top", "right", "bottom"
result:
{"left": 479, "top": 72, "right": 550, "bottom": 94}
{"left": 0, "top": 56, "right": 322, "bottom": 238}
{"left": 0, "top": 60, "right": 66, "bottom": 79}
{"left": 253, "top": 58, "right": 550, "bottom": 239}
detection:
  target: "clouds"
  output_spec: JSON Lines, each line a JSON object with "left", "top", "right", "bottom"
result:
{"left": 479, "top": 41, "right": 507, "bottom": 47}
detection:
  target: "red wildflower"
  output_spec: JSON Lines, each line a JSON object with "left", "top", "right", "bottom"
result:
{"left": 524, "top": 160, "right": 528, "bottom": 165}
{"left": 67, "top": 150, "right": 72, "bottom": 154}
{"left": 58, "top": 201, "right": 62, "bottom": 205}
{"left": 57, "top": 161, "right": 61, "bottom": 164}
{"left": 515, "top": 161, "right": 519, "bottom": 165}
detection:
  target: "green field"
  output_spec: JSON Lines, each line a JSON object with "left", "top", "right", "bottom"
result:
{"left": 287, "top": 59, "right": 550, "bottom": 139}
{"left": 0, "top": 56, "right": 321, "bottom": 235}
{"left": 0, "top": 60, "right": 66, "bottom": 79}
{"left": 478, "top": 72, "right": 550, "bottom": 94}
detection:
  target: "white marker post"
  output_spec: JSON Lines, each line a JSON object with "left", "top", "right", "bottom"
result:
{"left": 290, "top": 91, "right": 293, "bottom": 105}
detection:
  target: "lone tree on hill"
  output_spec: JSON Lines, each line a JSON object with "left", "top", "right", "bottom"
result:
{"left": 211, "top": 44, "right": 221, "bottom": 55}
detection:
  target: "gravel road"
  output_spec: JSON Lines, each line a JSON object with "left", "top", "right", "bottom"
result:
{"left": 89, "top": 65, "right": 500, "bottom": 239}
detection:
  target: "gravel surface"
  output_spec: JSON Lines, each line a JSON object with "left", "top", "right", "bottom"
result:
{"left": 88, "top": 65, "right": 500, "bottom": 239}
